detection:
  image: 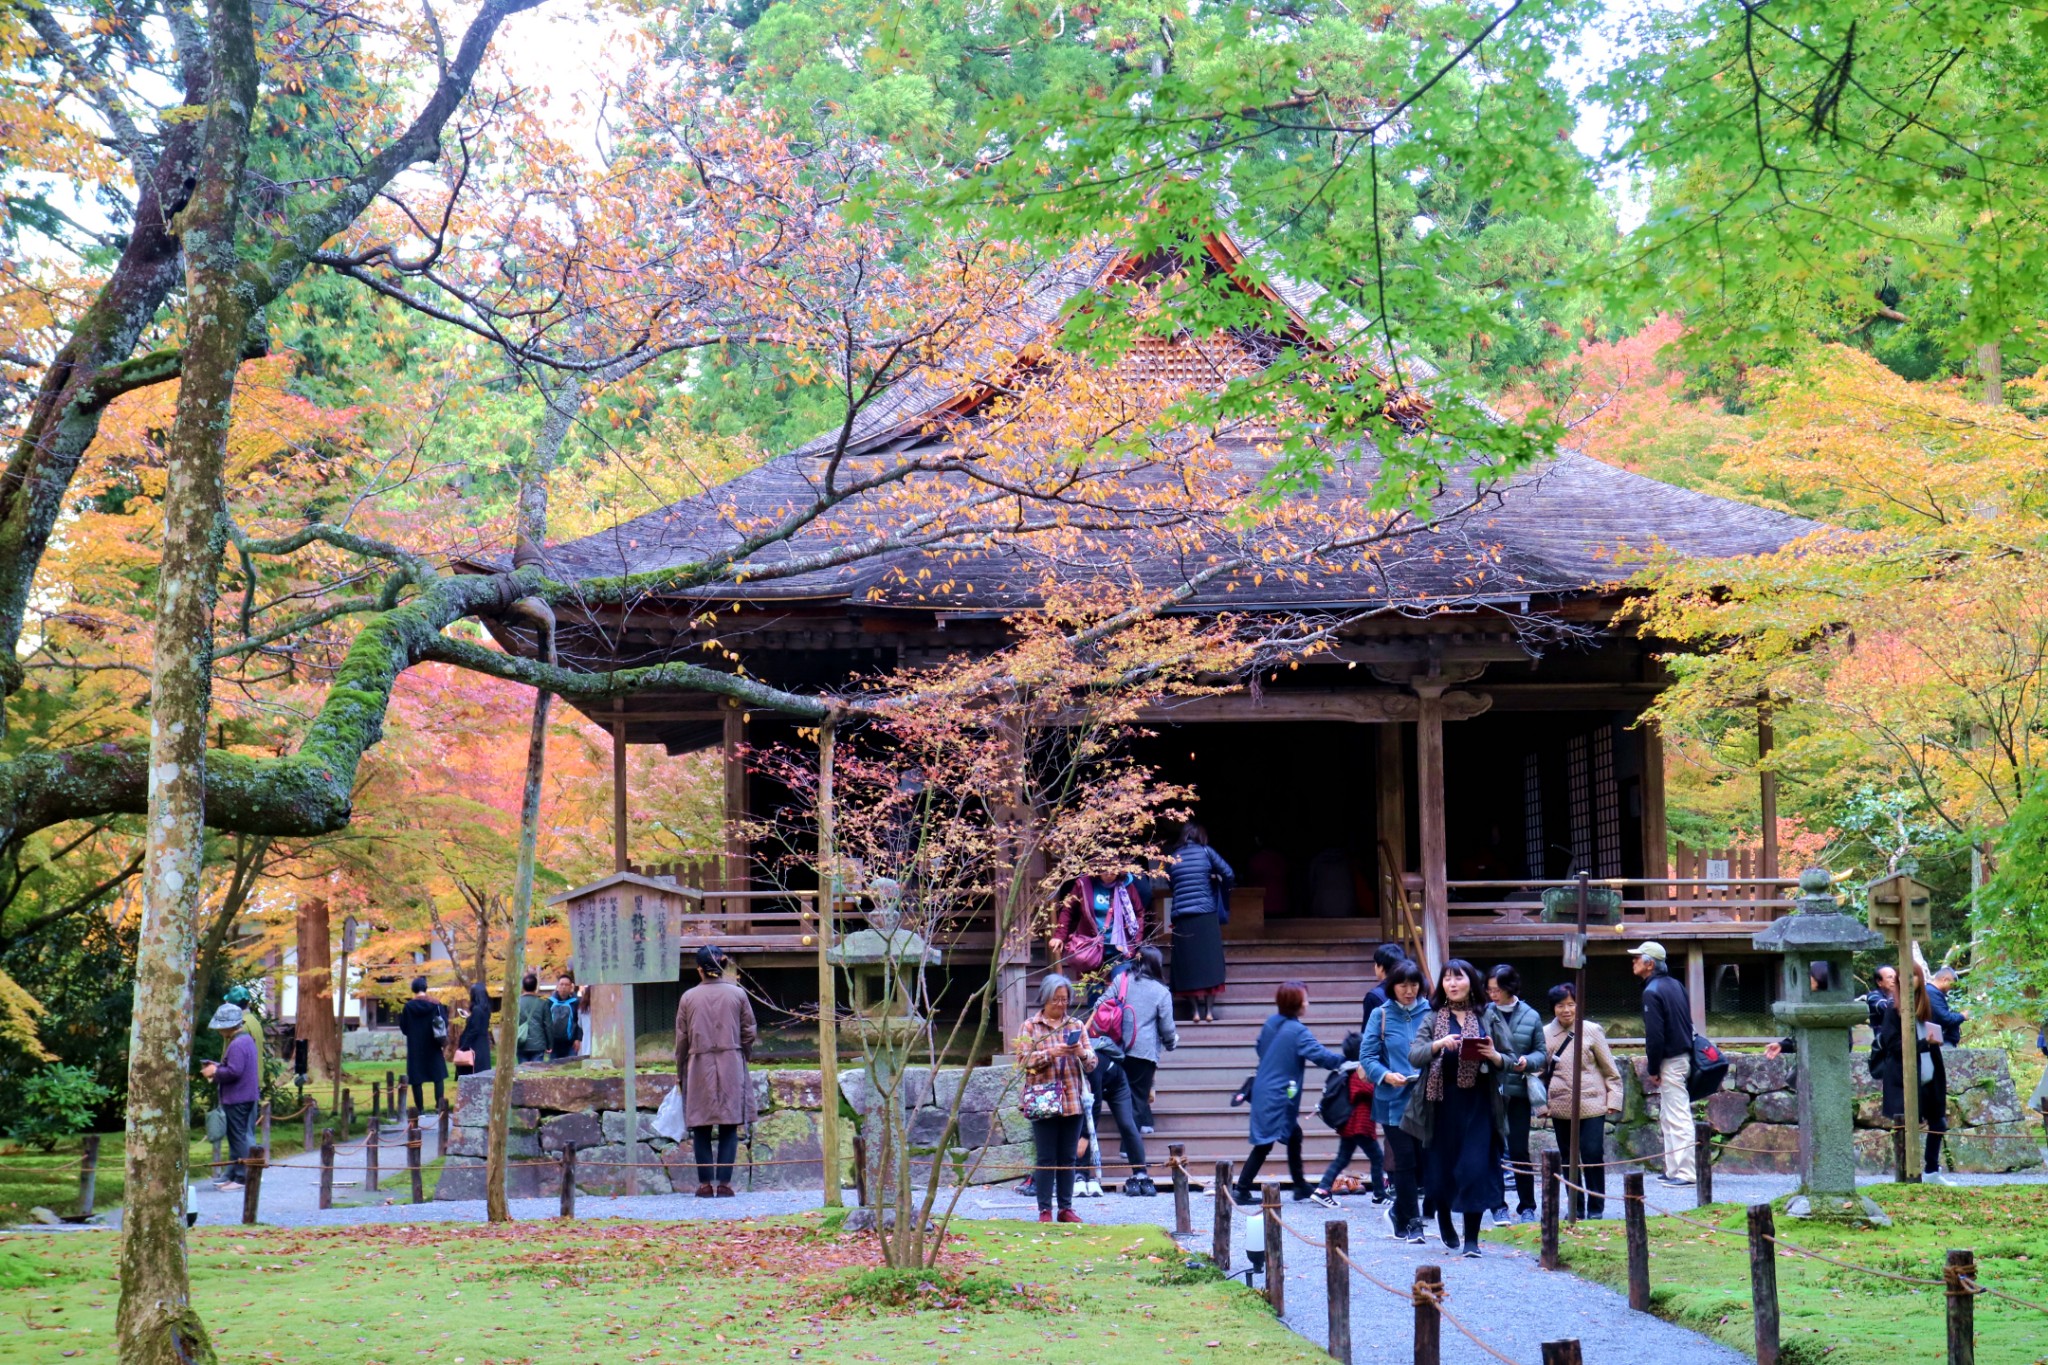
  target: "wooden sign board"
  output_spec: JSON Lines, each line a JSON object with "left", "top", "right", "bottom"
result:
{"left": 563, "top": 880, "right": 680, "bottom": 986}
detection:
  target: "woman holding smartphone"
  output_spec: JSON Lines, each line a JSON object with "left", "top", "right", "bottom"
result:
{"left": 1404, "top": 959, "right": 1513, "bottom": 1257}
{"left": 1014, "top": 974, "right": 1097, "bottom": 1223}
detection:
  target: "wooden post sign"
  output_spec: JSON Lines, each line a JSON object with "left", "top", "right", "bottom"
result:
{"left": 1866, "top": 872, "right": 1932, "bottom": 1183}
{"left": 549, "top": 872, "right": 686, "bottom": 1199}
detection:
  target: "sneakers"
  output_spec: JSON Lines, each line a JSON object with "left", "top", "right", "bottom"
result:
{"left": 214, "top": 1180, "right": 244, "bottom": 1193}
{"left": 1232, "top": 1186, "right": 1261, "bottom": 1207}
{"left": 1057, "top": 1209, "right": 1084, "bottom": 1224}
{"left": 1517, "top": 1208, "right": 1539, "bottom": 1225}
{"left": 1657, "top": 1174, "right": 1696, "bottom": 1188}
{"left": 1402, "top": 1220, "right": 1428, "bottom": 1244}
{"left": 1139, "top": 1125, "right": 1155, "bottom": 1136}
{"left": 1383, "top": 1204, "right": 1403, "bottom": 1239}
{"left": 1308, "top": 1190, "right": 1341, "bottom": 1210}
{"left": 1039, "top": 1210, "right": 1054, "bottom": 1223}
{"left": 1291, "top": 1184, "right": 1316, "bottom": 1203}
{"left": 1489, "top": 1205, "right": 1510, "bottom": 1226}
{"left": 1369, "top": 1191, "right": 1390, "bottom": 1205}
{"left": 1462, "top": 1245, "right": 1483, "bottom": 1259}
{"left": 1079, "top": 1178, "right": 1104, "bottom": 1198}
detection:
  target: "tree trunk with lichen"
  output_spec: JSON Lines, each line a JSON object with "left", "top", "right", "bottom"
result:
{"left": 295, "top": 896, "right": 338, "bottom": 1081}
{"left": 115, "top": 5, "right": 257, "bottom": 1360}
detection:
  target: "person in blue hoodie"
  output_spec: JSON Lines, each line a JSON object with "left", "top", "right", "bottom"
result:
{"left": 1230, "top": 981, "right": 1346, "bottom": 1205}
{"left": 1358, "top": 959, "right": 1430, "bottom": 1242}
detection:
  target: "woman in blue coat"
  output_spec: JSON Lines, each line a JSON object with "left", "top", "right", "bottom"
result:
{"left": 1230, "top": 980, "right": 1347, "bottom": 1205}
{"left": 1359, "top": 959, "right": 1430, "bottom": 1242}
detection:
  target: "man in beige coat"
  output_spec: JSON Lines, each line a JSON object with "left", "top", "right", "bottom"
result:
{"left": 675, "top": 945, "right": 758, "bottom": 1197}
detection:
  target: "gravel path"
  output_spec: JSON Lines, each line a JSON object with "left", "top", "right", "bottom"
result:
{"left": 30, "top": 1156, "right": 2048, "bottom": 1363}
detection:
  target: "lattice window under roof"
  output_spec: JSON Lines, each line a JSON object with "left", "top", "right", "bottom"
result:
{"left": 1523, "top": 751, "right": 1545, "bottom": 878}
{"left": 1592, "top": 725, "right": 1623, "bottom": 878}
{"left": 1566, "top": 733, "right": 1592, "bottom": 875}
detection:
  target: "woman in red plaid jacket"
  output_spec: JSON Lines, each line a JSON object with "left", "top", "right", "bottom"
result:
{"left": 1307, "top": 1030, "right": 1387, "bottom": 1208}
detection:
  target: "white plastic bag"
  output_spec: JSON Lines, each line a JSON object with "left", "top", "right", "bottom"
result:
{"left": 652, "top": 1084, "right": 688, "bottom": 1142}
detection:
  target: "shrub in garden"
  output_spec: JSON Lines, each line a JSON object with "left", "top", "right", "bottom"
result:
{"left": 7, "top": 1063, "right": 113, "bottom": 1151}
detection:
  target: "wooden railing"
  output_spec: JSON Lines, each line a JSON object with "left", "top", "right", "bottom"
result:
{"left": 671, "top": 887, "right": 820, "bottom": 947}
{"left": 1438, "top": 874, "right": 1799, "bottom": 926}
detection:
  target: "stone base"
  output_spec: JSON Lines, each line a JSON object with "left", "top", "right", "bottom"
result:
{"left": 1785, "top": 1191, "right": 1890, "bottom": 1227}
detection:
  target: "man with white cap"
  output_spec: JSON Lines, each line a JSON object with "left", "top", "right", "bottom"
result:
{"left": 200, "top": 1002, "right": 261, "bottom": 1191}
{"left": 1629, "top": 941, "right": 1696, "bottom": 1186}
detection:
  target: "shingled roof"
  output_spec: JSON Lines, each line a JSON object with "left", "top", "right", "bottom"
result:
{"left": 532, "top": 228, "right": 1816, "bottom": 615}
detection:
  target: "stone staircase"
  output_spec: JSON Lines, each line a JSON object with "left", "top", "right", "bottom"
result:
{"left": 1142, "top": 935, "right": 1378, "bottom": 1173}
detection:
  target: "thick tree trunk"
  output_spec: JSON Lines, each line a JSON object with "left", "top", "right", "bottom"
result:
{"left": 295, "top": 897, "right": 338, "bottom": 1081}
{"left": 115, "top": 7, "right": 257, "bottom": 1361}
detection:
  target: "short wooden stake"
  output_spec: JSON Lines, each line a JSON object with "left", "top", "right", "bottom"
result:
{"left": 1945, "top": 1248, "right": 1976, "bottom": 1365}
{"left": 76, "top": 1134, "right": 100, "bottom": 1218}
{"left": 1324, "top": 1219, "right": 1351, "bottom": 1364}
{"left": 1540, "top": 1342, "right": 1584, "bottom": 1365}
{"left": 1694, "top": 1121, "right": 1714, "bottom": 1206}
{"left": 1892, "top": 1124, "right": 1908, "bottom": 1183}
{"left": 437, "top": 1096, "right": 450, "bottom": 1153}
{"left": 318, "top": 1130, "right": 335, "bottom": 1210}
{"left": 260, "top": 1100, "right": 271, "bottom": 1158}
{"left": 1412, "top": 1264, "right": 1442, "bottom": 1365}
{"left": 1212, "top": 1161, "right": 1232, "bottom": 1272}
{"left": 241, "top": 1146, "right": 266, "bottom": 1225}
{"left": 1170, "top": 1143, "right": 1191, "bottom": 1236}
{"left": 372, "top": 1080, "right": 382, "bottom": 1119}
{"left": 386, "top": 1070, "right": 398, "bottom": 1117}
{"left": 1540, "top": 1149, "right": 1562, "bottom": 1270}
{"left": 341, "top": 1088, "right": 354, "bottom": 1136}
{"left": 852, "top": 1134, "right": 868, "bottom": 1206}
{"left": 1624, "top": 1173, "right": 1651, "bottom": 1311}
{"left": 559, "top": 1147, "right": 576, "bottom": 1218}
{"left": 1261, "top": 1183, "right": 1285, "bottom": 1314}
{"left": 365, "top": 1119, "right": 380, "bottom": 1193}
{"left": 407, "top": 1117, "right": 424, "bottom": 1204}
{"left": 1748, "top": 1203, "right": 1780, "bottom": 1365}
{"left": 303, "top": 1100, "right": 317, "bottom": 1154}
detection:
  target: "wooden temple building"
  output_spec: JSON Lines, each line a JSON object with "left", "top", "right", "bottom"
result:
{"left": 481, "top": 224, "right": 1818, "bottom": 1163}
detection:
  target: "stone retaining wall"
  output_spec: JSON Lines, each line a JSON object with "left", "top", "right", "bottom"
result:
{"left": 1590, "top": 1048, "right": 2045, "bottom": 1175}
{"left": 436, "top": 1066, "right": 846, "bottom": 1199}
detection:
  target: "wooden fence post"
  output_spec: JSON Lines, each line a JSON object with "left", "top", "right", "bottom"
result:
{"left": 407, "top": 1117, "right": 424, "bottom": 1204}
{"left": 303, "top": 1100, "right": 317, "bottom": 1154}
{"left": 438, "top": 1096, "right": 450, "bottom": 1153}
{"left": 559, "top": 1147, "right": 576, "bottom": 1218}
{"left": 1212, "top": 1161, "right": 1233, "bottom": 1272}
{"left": 1412, "top": 1265, "right": 1442, "bottom": 1365}
{"left": 1540, "top": 1149, "right": 1562, "bottom": 1270}
{"left": 851, "top": 1134, "right": 868, "bottom": 1207}
{"left": 1325, "top": 1219, "right": 1351, "bottom": 1364}
{"left": 387, "top": 1070, "right": 399, "bottom": 1121}
{"left": 1262, "top": 1183, "right": 1285, "bottom": 1315}
{"left": 372, "top": 1079, "right": 382, "bottom": 1119}
{"left": 260, "top": 1100, "right": 271, "bottom": 1159}
{"left": 341, "top": 1088, "right": 354, "bottom": 1137}
{"left": 1169, "top": 1144, "right": 1191, "bottom": 1235}
{"left": 1694, "top": 1122, "right": 1714, "bottom": 1206}
{"left": 1945, "top": 1249, "right": 1976, "bottom": 1365}
{"left": 1892, "top": 1125, "right": 1907, "bottom": 1183}
{"left": 1624, "top": 1173, "right": 1651, "bottom": 1311}
{"left": 319, "top": 1130, "right": 335, "bottom": 1210}
{"left": 76, "top": 1134, "right": 100, "bottom": 1218}
{"left": 1540, "top": 1342, "right": 1584, "bottom": 1365}
{"left": 1748, "top": 1203, "right": 1780, "bottom": 1365}
{"left": 241, "top": 1146, "right": 266, "bottom": 1225}
{"left": 365, "top": 1119, "right": 379, "bottom": 1193}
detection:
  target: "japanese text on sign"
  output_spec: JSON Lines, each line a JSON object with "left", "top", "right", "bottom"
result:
{"left": 567, "top": 888, "right": 679, "bottom": 985}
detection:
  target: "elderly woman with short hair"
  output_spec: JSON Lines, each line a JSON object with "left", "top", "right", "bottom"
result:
{"left": 1015, "top": 974, "right": 1096, "bottom": 1223}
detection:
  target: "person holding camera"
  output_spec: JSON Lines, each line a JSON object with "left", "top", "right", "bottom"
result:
{"left": 1014, "top": 974, "right": 1096, "bottom": 1223}
{"left": 1404, "top": 959, "right": 1513, "bottom": 1257}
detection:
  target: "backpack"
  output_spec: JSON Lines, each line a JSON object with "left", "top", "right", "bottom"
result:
{"left": 1317, "top": 1069, "right": 1354, "bottom": 1131}
{"left": 517, "top": 1003, "right": 536, "bottom": 1052}
{"left": 1089, "top": 973, "right": 1134, "bottom": 1050}
{"left": 430, "top": 1005, "right": 449, "bottom": 1043}
{"left": 1685, "top": 1032, "right": 1730, "bottom": 1101}
{"left": 549, "top": 996, "right": 579, "bottom": 1043}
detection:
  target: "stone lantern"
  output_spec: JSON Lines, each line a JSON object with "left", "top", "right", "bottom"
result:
{"left": 1750, "top": 867, "right": 1888, "bottom": 1221}
{"left": 825, "top": 881, "right": 941, "bottom": 1038}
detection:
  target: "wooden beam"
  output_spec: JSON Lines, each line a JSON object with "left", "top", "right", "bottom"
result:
{"left": 1416, "top": 693, "right": 1449, "bottom": 980}
{"left": 1758, "top": 705, "right": 1779, "bottom": 879}
{"left": 1642, "top": 721, "right": 1669, "bottom": 888}
{"left": 1686, "top": 945, "right": 1708, "bottom": 1034}
{"left": 1139, "top": 688, "right": 1489, "bottom": 725}
{"left": 612, "top": 700, "right": 628, "bottom": 875}
{"left": 1376, "top": 724, "right": 1406, "bottom": 941}
{"left": 723, "top": 702, "right": 747, "bottom": 890}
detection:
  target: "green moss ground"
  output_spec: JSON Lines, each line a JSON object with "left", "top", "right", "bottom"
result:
{"left": 0, "top": 1216, "right": 1316, "bottom": 1365}
{"left": 1495, "top": 1183, "right": 2048, "bottom": 1365}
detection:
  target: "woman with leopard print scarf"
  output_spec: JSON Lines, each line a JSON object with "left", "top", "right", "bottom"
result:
{"left": 1402, "top": 959, "right": 1515, "bottom": 1257}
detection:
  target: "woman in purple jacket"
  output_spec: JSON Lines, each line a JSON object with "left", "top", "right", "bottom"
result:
{"left": 201, "top": 1003, "right": 262, "bottom": 1190}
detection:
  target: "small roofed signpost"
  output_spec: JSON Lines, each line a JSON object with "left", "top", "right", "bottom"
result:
{"left": 549, "top": 872, "right": 684, "bottom": 1198}
{"left": 1866, "top": 871, "right": 1934, "bottom": 1185}
{"left": 1750, "top": 868, "right": 1887, "bottom": 1220}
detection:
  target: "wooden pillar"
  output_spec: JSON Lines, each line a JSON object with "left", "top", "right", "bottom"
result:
{"left": 722, "top": 700, "right": 748, "bottom": 891}
{"left": 1758, "top": 704, "right": 1778, "bottom": 880}
{"left": 1415, "top": 693, "right": 1449, "bottom": 981}
{"left": 816, "top": 719, "right": 842, "bottom": 1207}
{"left": 1641, "top": 720, "right": 1669, "bottom": 891}
{"left": 992, "top": 713, "right": 1033, "bottom": 1049}
{"left": 1375, "top": 723, "right": 1406, "bottom": 940}
{"left": 612, "top": 701, "right": 629, "bottom": 874}
{"left": 1686, "top": 944, "right": 1708, "bottom": 1034}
